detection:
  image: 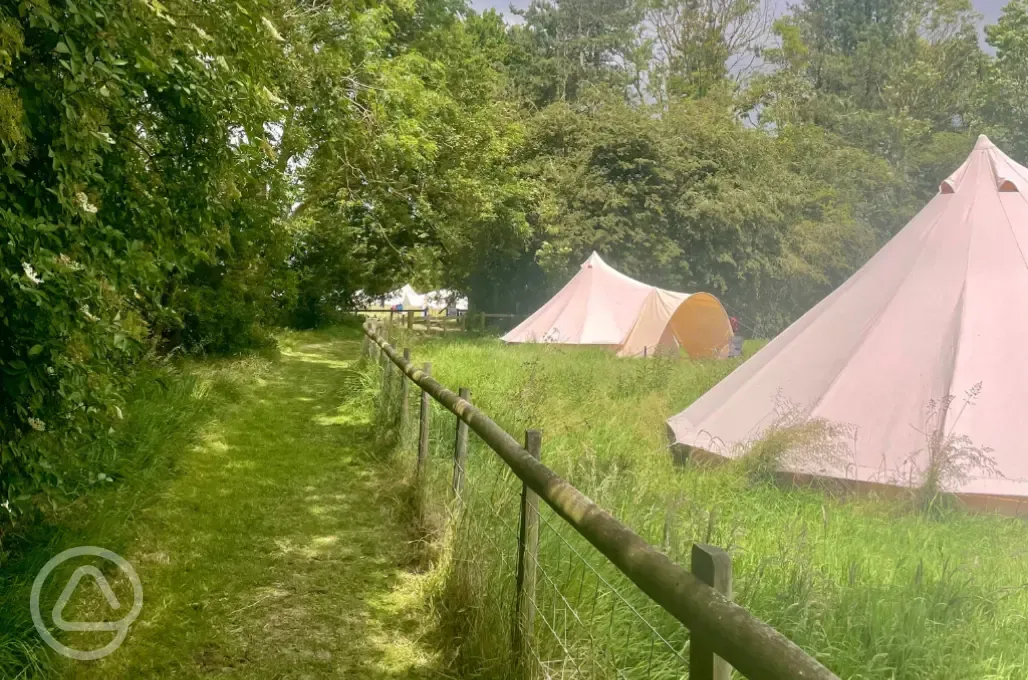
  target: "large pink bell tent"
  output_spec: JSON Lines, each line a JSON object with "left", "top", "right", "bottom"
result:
{"left": 502, "top": 253, "right": 733, "bottom": 358}
{"left": 666, "top": 136, "right": 1028, "bottom": 508}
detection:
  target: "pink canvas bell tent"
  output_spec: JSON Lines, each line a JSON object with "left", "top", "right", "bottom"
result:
{"left": 666, "top": 136, "right": 1028, "bottom": 505}
{"left": 502, "top": 253, "right": 733, "bottom": 358}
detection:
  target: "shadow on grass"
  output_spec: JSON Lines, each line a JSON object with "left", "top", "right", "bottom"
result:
{"left": 2, "top": 326, "right": 445, "bottom": 679}
{"left": 0, "top": 363, "right": 219, "bottom": 678}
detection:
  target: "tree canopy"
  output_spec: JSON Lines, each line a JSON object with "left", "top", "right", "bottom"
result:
{"left": 4, "top": 0, "right": 1028, "bottom": 523}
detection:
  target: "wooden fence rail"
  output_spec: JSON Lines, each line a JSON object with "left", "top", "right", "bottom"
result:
{"left": 354, "top": 308, "right": 525, "bottom": 334}
{"left": 360, "top": 320, "right": 838, "bottom": 680}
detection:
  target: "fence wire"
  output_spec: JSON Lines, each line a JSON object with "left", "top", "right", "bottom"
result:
{"left": 364, "top": 344, "right": 693, "bottom": 680}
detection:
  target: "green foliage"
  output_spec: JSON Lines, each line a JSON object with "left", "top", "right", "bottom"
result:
{"left": 734, "top": 397, "right": 856, "bottom": 486}
{"left": 495, "top": 92, "right": 897, "bottom": 331}
{"left": 454, "top": 0, "right": 1013, "bottom": 338}
{"left": 642, "top": 0, "right": 771, "bottom": 98}
{"left": 289, "top": 2, "right": 533, "bottom": 323}
{"left": 272, "top": 0, "right": 1028, "bottom": 343}
{"left": 528, "top": 96, "right": 794, "bottom": 292}
{"left": 0, "top": 359, "right": 212, "bottom": 674}
{"left": 980, "top": 0, "right": 1028, "bottom": 159}
{"left": 508, "top": 0, "right": 647, "bottom": 106}
{"left": 910, "top": 384, "right": 1002, "bottom": 516}
{"left": 1, "top": 0, "right": 295, "bottom": 526}
{"left": 10, "top": 0, "right": 1028, "bottom": 628}
{"left": 750, "top": 0, "right": 984, "bottom": 201}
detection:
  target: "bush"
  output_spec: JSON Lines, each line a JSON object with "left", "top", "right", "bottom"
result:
{"left": 0, "top": 0, "right": 293, "bottom": 528}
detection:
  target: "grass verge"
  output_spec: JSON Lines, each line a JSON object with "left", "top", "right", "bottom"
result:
{"left": 1, "top": 326, "right": 442, "bottom": 678}
{"left": 373, "top": 330, "right": 1028, "bottom": 680}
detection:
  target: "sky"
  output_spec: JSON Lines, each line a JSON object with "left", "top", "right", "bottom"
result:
{"left": 469, "top": 0, "right": 1011, "bottom": 40}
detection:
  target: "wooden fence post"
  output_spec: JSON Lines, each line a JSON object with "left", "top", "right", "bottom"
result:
{"left": 479, "top": 311, "right": 486, "bottom": 332}
{"left": 380, "top": 342, "right": 391, "bottom": 400}
{"left": 407, "top": 309, "right": 414, "bottom": 331}
{"left": 514, "top": 429, "right": 542, "bottom": 669}
{"left": 452, "top": 387, "right": 471, "bottom": 502}
{"left": 371, "top": 323, "right": 381, "bottom": 363}
{"left": 417, "top": 362, "right": 432, "bottom": 478}
{"left": 356, "top": 320, "right": 837, "bottom": 680}
{"left": 690, "top": 544, "right": 733, "bottom": 680}
{"left": 400, "top": 348, "right": 411, "bottom": 430}
{"left": 379, "top": 326, "right": 389, "bottom": 369}
{"left": 361, "top": 333, "right": 369, "bottom": 360}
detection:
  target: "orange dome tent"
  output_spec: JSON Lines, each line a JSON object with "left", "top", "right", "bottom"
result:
{"left": 503, "top": 253, "right": 733, "bottom": 359}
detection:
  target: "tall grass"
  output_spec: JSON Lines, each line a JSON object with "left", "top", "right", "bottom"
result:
{"left": 908, "top": 383, "right": 1003, "bottom": 515}
{"left": 0, "top": 356, "right": 255, "bottom": 678}
{"left": 369, "top": 331, "right": 1028, "bottom": 679}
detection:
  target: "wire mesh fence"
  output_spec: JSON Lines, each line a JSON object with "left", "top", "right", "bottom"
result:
{"left": 365, "top": 333, "right": 693, "bottom": 679}
{"left": 360, "top": 320, "right": 837, "bottom": 680}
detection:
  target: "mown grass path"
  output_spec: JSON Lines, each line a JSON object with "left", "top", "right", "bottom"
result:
{"left": 61, "top": 328, "right": 438, "bottom": 678}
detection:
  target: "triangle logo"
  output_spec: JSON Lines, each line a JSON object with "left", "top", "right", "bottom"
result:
{"left": 52, "top": 565, "right": 123, "bottom": 632}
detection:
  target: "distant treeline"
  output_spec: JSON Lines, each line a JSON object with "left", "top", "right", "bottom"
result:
{"left": 2, "top": 0, "right": 1026, "bottom": 524}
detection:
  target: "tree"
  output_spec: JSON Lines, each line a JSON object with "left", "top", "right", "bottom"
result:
{"left": 643, "top": 0, "right": 773, "bottom": 100}
{"left": 745, "top": 0, "right": 983, "bottom": 230}
{"left": 285, "top": 3, "right": 534, "bottom": 323}
{"left": 981, "top": 0, "right": 1028, "bottom": 161}
{"left": 508, "top": 0, "right": 648, "bottom": 106}
{"left": 1, "top": 0, "right": 297, "bottom": 524}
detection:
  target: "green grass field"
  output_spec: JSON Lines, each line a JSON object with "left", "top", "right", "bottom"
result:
{"left": 5, "top": 325, "right": 1028, "bottom": 679}
{"left": 0, "top": 326, "right": 440, "bottom": 679}
{"left": 375, "top": 330, "right": 1028, "bottom": 680}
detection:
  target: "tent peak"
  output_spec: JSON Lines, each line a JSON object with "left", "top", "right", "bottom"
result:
{"left": 973, "top": 134, "right": 995, "bottom": 151}
{"left": 940, "top": 136, "right": 1028, "bottom": 194}
{"left": 583, "top": 252, "right": 606, "bottom": 269}
{"left": 668, "top": 135, "right": 1028, "bottom": 499}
